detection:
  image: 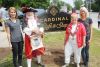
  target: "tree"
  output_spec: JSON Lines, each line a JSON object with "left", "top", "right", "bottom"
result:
{"left": 57, "top": 1, "right": 72, "bottom": 11}
{"left": 29, "top": 0, "right": 50, "bottom": 9}
{"left": 74, "top": 0, "right": 83, "bottom": 10}
{"left": 2, "top": 0, "right": 14, "bottom": 9}
{"left": 91, "top": 0, "right": 100, "bottom": 12}
{"left": 1, "top": 0, "right": 50, "bottom": 9}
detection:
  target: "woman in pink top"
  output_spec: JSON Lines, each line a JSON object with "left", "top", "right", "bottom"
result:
{"left": 62, "top": 13, "right": 86, "bottom": 67}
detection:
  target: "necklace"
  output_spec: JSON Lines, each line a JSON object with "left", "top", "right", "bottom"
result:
{"left": 70, "top": 24, "right": 78, "bottom": 40}
{"left": 10, "top": 18, "right": 17, "bottom": 23}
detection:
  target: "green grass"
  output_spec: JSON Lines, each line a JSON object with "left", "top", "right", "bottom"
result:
{"left": 89, "top": 29, "right": 100, "bottom": 67}
{"left": 0, "top": 29, "right": 100, "bottom": 67}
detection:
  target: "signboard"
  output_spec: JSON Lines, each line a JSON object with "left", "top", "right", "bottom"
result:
{"left": 43, "top": 6, "right": 71, "bottom": 32}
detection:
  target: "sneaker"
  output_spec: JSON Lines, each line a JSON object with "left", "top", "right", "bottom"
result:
{"left": 85, "top": 64, "right": 88, "bottom": 67}
{"left": 84, "top": 63, "right": 88, "bottom": 67}
{"left": 19, "top": 66, "right": 23, "bottom": 67}
{"left": 38, "top": 63, "right": 45, "bottom": 67}
{"left": 77, "top": 64, "right": 80, "bottom": 67}
{"left": 62, "top": 64, "right": 69, "bottom": 67}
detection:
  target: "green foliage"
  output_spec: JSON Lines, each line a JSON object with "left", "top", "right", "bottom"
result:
{"left": 57, "top": 1, "right": 64, "bottom": 9}
{"left": 91, "top": 4, "right": 99, "bottom": 12}
{"left": 0, "top": 0, "right": 2, "bottom": 4}
{"left": 91, "top": 0, "right": 100, "bottom": 12}
{"left": 1, "top": 0, "right": 50, "bottom": 9}
{"left": 57, "top": 1, "right": 72, "bottom": 11}
{"left": 2, "top": 0, "right": 14, "bottom": 9}
{"left": 74, "top": 0, "right": 83, "bottom": 10}
{"left": 29, "top": 0, "right": 50, "bottom": 9}
{"left": 66, "top": 4, "right": 72, "bottom": 11}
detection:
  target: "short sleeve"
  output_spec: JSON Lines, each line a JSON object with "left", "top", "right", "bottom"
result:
{"left": 5, "top": 21, "right": 9, "bottom": 27}
{"left": 89, "top": 18, "right": 93, "bottom": 24}
{"left": 78, "top": 18, "right": 81, "bottom": 22}
{"left": 81, "top": 23, "right": 86, "bottom": 36}
{"left": 23, "top": 27, "right": 32, "bottom": 36}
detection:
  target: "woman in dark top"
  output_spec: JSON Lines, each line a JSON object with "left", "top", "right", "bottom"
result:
{"left": 79, "top": 7, "right": 93, "bottom": 67}
{"left": 5, "top": 7, "right": 23, "bottom": 67}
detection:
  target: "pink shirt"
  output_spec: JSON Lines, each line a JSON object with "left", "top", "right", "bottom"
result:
{"left": 65, "top": 22, "right": 86, "bottom": 48}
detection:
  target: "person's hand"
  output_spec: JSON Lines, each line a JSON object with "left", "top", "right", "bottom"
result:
{"left": 7, "top": 35, "right": 12, "bottom": 49}
{"left": 83, "top": 41, "right": 86, "bottom": 47}
{"left": 32, "top": 28, "right": 40, "bottom": 34}
{"left": 83, "top": 44, "right": 86, "bottom": 47}
{"left": 9, "top": 43, "right": 12, "bottom": 49}
{"left": 88, "top": 39, "right": 91, "bottom": 45}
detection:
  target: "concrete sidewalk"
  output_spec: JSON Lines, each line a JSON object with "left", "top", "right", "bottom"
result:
{"left": 0, "top": 27, "right": 10, "bottom": 48}
{"left": 90, "top": 12, "right": 100, "bottom": 30}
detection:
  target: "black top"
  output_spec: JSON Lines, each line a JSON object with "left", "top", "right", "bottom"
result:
{"left": 78, "top": 18, "right": 93, "bottom": 36}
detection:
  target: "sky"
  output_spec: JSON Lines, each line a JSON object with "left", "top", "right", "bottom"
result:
{"left": 62, "top": 0, "right": 85, "bottom": 7}
{"left": 50, "top": 0, "right": 85, "bottom": 7}
{"left": 50, "top": 0, "right": 75, "bottom": 7}
{"left": 61, "top": 0, "right": 75, "bottom": 7}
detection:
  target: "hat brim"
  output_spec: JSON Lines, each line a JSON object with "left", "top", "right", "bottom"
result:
{"left": 24, "top": 8, "right": 38, "bottom": 13}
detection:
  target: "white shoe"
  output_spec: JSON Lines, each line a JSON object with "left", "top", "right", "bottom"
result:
{"left": 62, "top": 64, "right": 69, "bottom": 67}
{"left": 19, "top": 66, "right": 23, "bottom": 67}
{"left": 77, "top": 64, "right": 80, "bottom": 67}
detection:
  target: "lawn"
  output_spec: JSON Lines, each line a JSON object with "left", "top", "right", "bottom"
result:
{"left": 0, "top": 28, "right": 100, "bottom": 67}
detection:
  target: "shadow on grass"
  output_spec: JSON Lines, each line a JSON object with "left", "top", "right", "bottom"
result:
{"left": 0, "top": 57, "right": 41, "bottom": 67}
{"left": 52, "top": 50, "right": 77, "bottom": 67}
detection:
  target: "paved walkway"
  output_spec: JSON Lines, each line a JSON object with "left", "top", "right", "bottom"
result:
{"left": 0, "top": 27, "right": 10, "bottom": 48}
{"left": 90, "top": 12, "right": 98, "bottom": 29}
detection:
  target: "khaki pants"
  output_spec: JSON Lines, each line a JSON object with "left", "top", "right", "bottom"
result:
{"left": 64, "top": 36, "right": 82, "bottom": 64}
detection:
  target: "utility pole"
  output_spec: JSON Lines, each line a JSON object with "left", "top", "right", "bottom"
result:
{"left": 89, "top": 0, "right": 91, "bottom": 17}
{"left": 85, "top": 0, "right": 91, "bottom": 17}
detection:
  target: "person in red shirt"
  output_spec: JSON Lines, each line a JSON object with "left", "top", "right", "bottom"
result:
{"left": 62, "top": 13, "right": 86, "bottom": 67}
{"left": 22, "top": 7, "right": 45, "bottom": 67}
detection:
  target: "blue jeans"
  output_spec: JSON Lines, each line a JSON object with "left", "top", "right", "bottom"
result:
{"left": 81, "top": 35, "right": 90, "bottom": 66}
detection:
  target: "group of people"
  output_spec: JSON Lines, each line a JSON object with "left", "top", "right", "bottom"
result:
{"left": 3, "top": 4, "right": 92, "bottom": 67}
{"left": 62, "top": 7, "right": 92, "bottom": 67}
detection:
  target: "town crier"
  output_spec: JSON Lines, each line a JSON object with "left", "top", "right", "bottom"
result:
{"left": 22, "top": 7, "right": 45, "bottom": 67}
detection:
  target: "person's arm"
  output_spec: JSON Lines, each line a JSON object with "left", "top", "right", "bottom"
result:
{"left": 98, "top": 13, "right": 100, "bottom": 19}
{"left": 83, "top": 36, "right": 86, "bottom": 47}
{"left": 88, "top": 18, "right": 93, "bottom": 44}
{"left": 39, "top": 27, "right": 44, "bottom": 38}
{"left": 5, "top": 26, "right": 11, "bottom": 48}
{"left": 5, "top": 26, "right": 10, "bottom": 40}
{"left": 4, "top": 21, "right": 12, "bottom": 48}
{"left": 81, "top": 23, "right": 86, "bottom": 47}
{"left": 89, "top": 24, "right": 92, "bottom": 44}
{"left": 64, "top": 27, "right": 69, "bottom": 46}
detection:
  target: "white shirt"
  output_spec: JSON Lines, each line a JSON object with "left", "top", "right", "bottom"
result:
{"left": 98, "top": 14, "right": 100, "bottom": 21}
{"left": 69, "top": 24, "right": 77, "bottom": 41}
{"left": 23, "top": 19, "right": 44, "bottom": 36}
{"left": 71, "top": 24, "right": 77, "bottom": 34}
{"left": 23, "top": 19, "right": 38, "bottom": 36}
